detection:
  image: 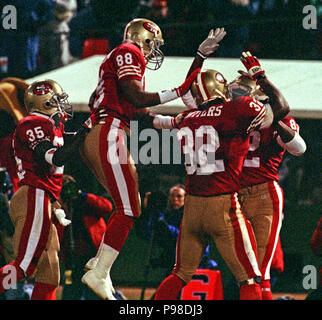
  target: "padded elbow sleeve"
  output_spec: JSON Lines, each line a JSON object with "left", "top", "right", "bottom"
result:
{"left": 277, "top": 132, "right": 307, "bottom": 156}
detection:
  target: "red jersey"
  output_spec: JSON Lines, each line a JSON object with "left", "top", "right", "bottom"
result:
{"left": 240, "top": 116, "right": 299, "bottom": 187}
{"left": 92, "top": 42, "right": 146, "bottom": 127}
{"left": 13, "top": 112, "right": 65, "bottom": 200}
{"left": 177, "top": 96, "right": 266, "bottom": 196}
{"left": 0, "top": 134, "right": 19, "bottom": 192}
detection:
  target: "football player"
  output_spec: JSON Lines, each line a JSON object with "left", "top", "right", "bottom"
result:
{"left": 0, "top": 79, "right": 105, "bottom": 300}
{"left": 80, "top": 18, "right": 202, "bottom": 300}
{"left": 153, "top": 68, "right": 276, "bottom": 300}
{"left": 230, "top": 55, "right": 307, "bottom": 299}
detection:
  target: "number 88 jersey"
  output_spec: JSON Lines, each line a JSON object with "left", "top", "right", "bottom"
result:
{"left": 91, "top": 42, "right": 146, "bottom": 127}
{"left": 13, "top": 112, "right": 65, "bottom": 200}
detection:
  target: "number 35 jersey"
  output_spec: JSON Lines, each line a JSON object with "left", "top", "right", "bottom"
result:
{"left": 13, "top": 112, "right": 65, "bottom": 200}
{"left": 240, "top": 116, "right": 299, "bottom": 188}
{"left": 177, "top": 96, "right": 267, "bottom": 196}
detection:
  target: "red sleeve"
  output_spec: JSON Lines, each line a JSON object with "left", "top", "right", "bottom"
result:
{"left": 17, "top": 117, "right": 53, "bottom": 150}
{"left": 114, "top": 45, "right": 144, "bottom": 81}
{"left": 232, "top": 96, "right": 266, "bottom": 134}
{"left": 281, "top": 116, "right": 300, "bottom": 133}
{"left": 311, "top": 217, "right": 322, "bottom": 256}
{"left": 84, "top": 193, "right": 113, "bottom": 218}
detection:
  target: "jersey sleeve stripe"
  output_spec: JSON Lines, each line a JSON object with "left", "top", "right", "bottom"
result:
{"left": 246, "top": 107, "right": 266, "bottom": 133}
{"left": 118, "top": 68, "right": 141, "bottom": 76}
{"left": 118, "top": 72, "right": 142, "bottom": 79}
{"left": 117, "top": 66, "right": 142, "bottom": 79}
{"left": 118, "top": 65, "right": 141, "bottom": 71}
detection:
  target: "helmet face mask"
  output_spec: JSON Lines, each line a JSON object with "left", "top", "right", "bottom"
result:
{"left": 227, "top": 75, "right": 268, "bottom": 102}
{"left": 191, "top": 69, "right": 230, "bottom": 106}
{"left": 145, "top": 37, "right": 164, "bottom": 70}
{"left": 228, "top": 76, "right": 257, "bottom": 99}
{"left": 24, "top": 79, "right": 73, "bottom": 122}
{"left": 123, "top": 18, "right": 164, "bottom": 70}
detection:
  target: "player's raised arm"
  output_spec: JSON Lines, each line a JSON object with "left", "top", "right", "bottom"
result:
{"left": 182, "top": 28, "right": 226, "bottom": 109}
{"left": 34, "top": 108, "right": 107, "bottom": 167}
{"left": 240, "top": 51, "right": 290, "bottom": 121}
{"left": 120, "top": 68, "right": 200, "bottom": 108}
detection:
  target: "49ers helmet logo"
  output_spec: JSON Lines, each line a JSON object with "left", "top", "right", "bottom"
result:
{"left": 33, "top": 83, "right": 53, "bottom": 95}
{"left": 143, "top": 22, "right": 160, "bottom": 35}
{"left": 215, "top": 72, "right": 226, "bottom": 83}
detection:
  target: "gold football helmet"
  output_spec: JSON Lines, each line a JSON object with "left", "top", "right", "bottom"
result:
{"left": 191, "top": 69, "right": 229, "bottom": 106}
{"left": 228, "top": 75, "right": 258, "bottom": 99}
{"left": 24, "top": 79, "right": 73, "bottom": 120}
{"left": 228, "top": 75, "right": 268, "bottom": 101}
{"left": 123, "top": 18, "right": 164, "bottom": 70}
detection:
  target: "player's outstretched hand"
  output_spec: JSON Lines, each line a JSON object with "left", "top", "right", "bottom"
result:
{"left": 197, "top": 28, "right": 226, "bottom": 59}
{"left": 240, "top": 51, "right": 265, "bottom": 80}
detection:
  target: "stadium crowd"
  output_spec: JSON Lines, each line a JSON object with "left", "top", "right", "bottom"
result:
{"left": 0, "top": 0, "right": 321, "bottom": 80}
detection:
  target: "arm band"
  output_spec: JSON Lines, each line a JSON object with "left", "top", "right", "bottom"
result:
{"left": 181, "top": 90, "right": 198, "bottom": 109}
{"left": 276, "top": 132, "right": 307, "bottom": 156}
{"left": 197, "top": 50, "right": 207, "bottom": 60}
{"left": 158, "top": 89, "right": 179, "bottom": 104}
{"left": 153, "top": 115, "right": 176, "bottom": 129}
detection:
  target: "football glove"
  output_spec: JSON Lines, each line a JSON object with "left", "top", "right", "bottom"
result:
{"left": 54, "top": 208, "right": 71, "bottom": 226}
{"left": 240, "top": 51, "right": 265, "bottom": 80}
{"left": 82, "top": 109, "right": 107, "bottom": 130}
{"left": 197, "top": 28, "right": 226, "bottom": 59}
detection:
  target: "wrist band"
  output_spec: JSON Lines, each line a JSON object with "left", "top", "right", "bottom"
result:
{"left": 276, "top": 132, "right": 306, "bottom": 156}
{"left": 153, "top": 115, "right": 175, "bottom": 129}
{"left": 158, "top": 89, "right": 179, "bottom": 104}
{"left": 197, "top": 50, "right": 207, "bottom": 60}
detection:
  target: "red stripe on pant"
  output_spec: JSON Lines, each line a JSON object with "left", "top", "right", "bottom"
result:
{"left": 172, "top": 220, "right": 183, "bottom": 276}
{"left": 260, "top": 181, "right": 283, "bottom": 279}
{"left": 229, "top": 193, "right": 259, "bottom": 279}
{"left": 15, "top": 187, "right": 51, "bottom": 277}
{"left": 99, "top": 119, "right": 139, "bottom": 217}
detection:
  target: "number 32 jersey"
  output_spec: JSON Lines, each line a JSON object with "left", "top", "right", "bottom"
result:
{"left": 177, "top": 96, "right": 267, "bottom": 196}
{"left": 13, "top": 113, "right": 65, "bottom": 200}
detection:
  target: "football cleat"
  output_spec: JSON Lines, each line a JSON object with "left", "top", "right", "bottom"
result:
{"left": 82, "top": 269, "right": 116, "bottom": 300}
